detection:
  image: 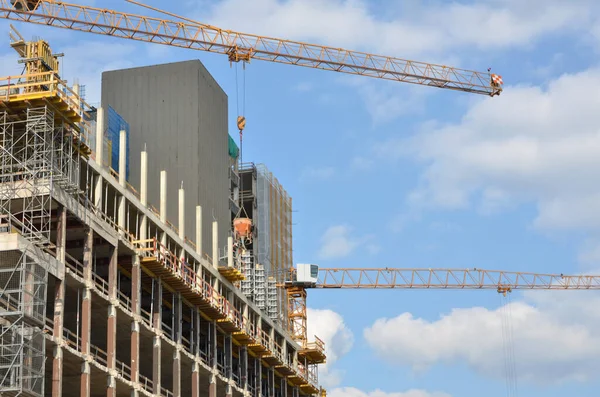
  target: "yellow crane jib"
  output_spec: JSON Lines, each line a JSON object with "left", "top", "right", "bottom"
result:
{"left": 1, "top": 0, "right": 504, "bottom": 96}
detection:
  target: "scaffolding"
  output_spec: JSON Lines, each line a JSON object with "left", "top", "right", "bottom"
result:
{"left": 255, "top": 164, "right": 293, "bottom": 324}
{"left": 0, "top": 249, "right": 47, "bottom": 397}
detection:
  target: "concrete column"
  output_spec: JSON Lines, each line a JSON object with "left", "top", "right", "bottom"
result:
{"left": 140, "top": 149, "right": 148, "bottom": 241}
{"left": 268, "top": 367, "right": 275, "bottom": 397}
{"left": 173, "top": 349, "right": 181, "bottom": 397}
{"left": 212, "top": 221, "right": 218, "bottom": 269}
{"left": 119, "top": 129, "right": 127, "bottom": 187}
{"left": 173, "top": 293, "right": 182, "bottom": 396}
{"left": 118, "top": 195, "right": 126, "bottom": 231}
{"left": 208, "top": 373, "right": 217, "bottom": 397}
{"left": 51, "top": 291, "right": 64, "bottom": 396}
{"left": 178, "top": 183, "right": 184, "bottom": 240}
{"left": 95, "top": 107, "right": 104, "bottom": 164}
{"left": 56, "top": 205, "right": 67, "bottom": 262}
{"left": 52, "top": 206, "right": 66, "bottom": 397}
{"left": 131, "top": 255, "right": 141, "bottom": 314}
{"left": 80, "top": 288, "right": 92, "bottom": 355}
{"left": 160, "top": 170, "right": 167, "bottom": 223}
{"left": 240, "top": 346, "right": 248, "bottom": 390}
{"left": 80, "top": 362, "right": 90, "bottom": 397}
{"left": 195, "top": 206, "right": 202, "bottom": 256}
{"left": 227, "top": 236, "right": 233, "bottom": 268}
{"left": 256, "top": 356, "right": 262, "bottom": 397}
{"left": 131, "top": 255, "right": 141, "bottom": 384}
{"left": 107, "top": 248, "right": 118, "bottom": 376}
{"left": 140, "top": 148, "right": 147, "bottom": 206}
{"left": 281, "top": 377, "right": 288, "bottom": 397}
{"left": 152, "top": 278, "right": 162, "bottom": 394}
{"left": 225, "top": 333, "right": 232, "bottom": 379}
{"left": 192, "top": 308, "right": 201, "bottom": 396}
{"left": 209, "top": 320, "right": 217, "bottom": 369}
{"left": 107, "top": 375, "right": 116, "bottom": 397}
{"left": 81, "top": 228, "right": 93, "bottom": 396}
{"left": 191, "top": 362, "right": 200, "bottom": 397}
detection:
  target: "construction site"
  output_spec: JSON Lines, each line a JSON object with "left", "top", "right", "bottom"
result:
{"left": 0, "top": 1, "right": 599, "bottom": 397}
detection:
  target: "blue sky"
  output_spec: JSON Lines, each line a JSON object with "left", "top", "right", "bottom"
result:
{"left": 4, "top": 0, "right": 600, "bottom": 396}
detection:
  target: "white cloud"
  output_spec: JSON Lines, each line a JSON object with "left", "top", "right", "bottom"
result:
{"left": 364, "top": 291, "right": 600, "bottom": 384}
{"left": 318, "top": 225, "right": 358, "bottom": 259}
{"left": 199, "top": 0, "right": 593, "bottom": 60}
{"left": 300, "top": 166, "right": 335, "bottom": 181}
{"left": 328, "top": 388, "right": 451, "bottom": 397}
{"left": 317, "top": 224, "right": 377, "bottom": 259}
{"left": 377, "top": 67, "right": 600, "bottom": 232}
{"left": 307, "top": 308, "right": 354, "bottom": 388}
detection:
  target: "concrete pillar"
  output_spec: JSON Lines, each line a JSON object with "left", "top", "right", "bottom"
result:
{"left": 80, "top": 362, "right": 90, "bottom": 397}
{"left": 192, "top": 308, "right": 201, "bottom": 396}
{"left": 173, "top": 349, "right": 181, "bottom": 397}
{"left": 208, "top": 373, "right": 217, "bottom": 397}
{"left": 209, "top": 320, "right": 217, "bottom": 369}
{"left": 225, "top": 333, "right": 232, "bottom": 379}
{"left": 119, "top": 129, "right": 127, "bottom": 187}
{"left": 107, "top": 375, "right": 116, "bottom": 397}
{"left": 227, "top": 236, "right": 233, "bottom": 268}
{"left": 95, "top": 107, "right": 104, "bottom": 164}
{"left": 153, "top": 336, "right": 162, "bottom": 395}
{"left": 240, "top": 346, "right": 248, "bottom": 390}
{"left": 140, "top": 149, "right": 148, "bottom": 241}
{"left": 268, "top": 367, "right": 275, "bottom": 397}
{"left": 212, "top": 221, "right": 218, "bottom": 269}
{"left": 140, "top": 148, "right": 147, "bottom": 206}
{"left": 160, "top": 170, "right": 167, "bottom": 223}
{"left": 80, "top": 228, "right": 93, "bottom": 396}
{"left": 195, "top": 206, "right": 202, "bottom": 255}
{"left": 52, "top": 206, "right": 66, "bottom": 397}
{"left": 178, "top": 183, "right": 184, "bottom": 240}
{"left": 256, "top": 356, "right": 262, "bottom": 397}
{"left": 107, "top": 248, "right": 118, "bottom": 375}
{"left": 191, "top": 362, "right": 200, "bottom": 397}
{"left": 107, "top": 304, "right": 117, "bottom": 370}
{"left": 281, "top": 377, "right": 288, "bottom": 397}
{"left": 80, "top": 288, "right": 92, "bottom": 355}
{"left": 152, "top": 278, "right": 162, "bottom": 394}
{"left": 131, "top": 255, "right": 141, "bottom": 384}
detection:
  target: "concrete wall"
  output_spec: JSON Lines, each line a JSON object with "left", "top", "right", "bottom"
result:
{"left": 101, "top": 60, "right": 229, "bottom": 254}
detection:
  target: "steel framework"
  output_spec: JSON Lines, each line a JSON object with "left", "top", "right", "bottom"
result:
{"left": 0, "top": 0, "right": 503, "bottom": 96}
{"left": 0, "top": 249, "right": 47, "bottom": 397}
{"left": 315, "top": 268, "right": 600, "bottom": 291}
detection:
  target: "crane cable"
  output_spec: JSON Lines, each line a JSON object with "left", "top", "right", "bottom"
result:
{"left": 500, "top": 292, "right": 518, "bottom": 397}
{"left": 234, "top": 61, "right": 249, "bottom": 220}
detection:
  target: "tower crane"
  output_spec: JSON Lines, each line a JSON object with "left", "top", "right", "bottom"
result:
{"left": 285, "top": 264, "right": 600, "bottom": 356}
{"left": 0, "top": 0, "right": 504, "bottom": 97}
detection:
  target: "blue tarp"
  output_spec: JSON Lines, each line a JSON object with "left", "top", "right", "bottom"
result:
{"left": 107, "top": 105, "right": 130, "bottom": 181}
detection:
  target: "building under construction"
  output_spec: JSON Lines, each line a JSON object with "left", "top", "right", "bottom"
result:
{"left": 0, "top": 27, "right": 325, "bottom": 397}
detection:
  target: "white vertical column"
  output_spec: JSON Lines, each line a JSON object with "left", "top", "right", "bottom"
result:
{"left": 140, "top": 148, "right": 148, "bottom": 206}
{"left": 227, "top": 236, "right": 233, "bottom": 268}
{"left": 178, "top": 183, "right": 185, "bottom": 240}
{"left": 140, "top": 149, "right": 148, "bottom": 241}
{"left": 119, "top": 129, "right": 127, "bottom": 187}
{"left": 94, "top": 107, "right": 104, "bottom": 209}
{"left": 160, "top": 171, "right": 167, "bottom": 223}
{"left": 95, "top": 107, "right": 104, "bottom": 164}
{"left": 196, "top": 206, "right": 202, "bottom": 256}
{"left": 212, "top": 221, "right": 218, "bottom": 269}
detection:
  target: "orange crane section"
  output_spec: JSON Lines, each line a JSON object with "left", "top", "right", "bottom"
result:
{"left": 1, "top": 0, "right": 503, "bottom": 96}
{"left": 286, "top": 265, "right": 600, "bottom": 358}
